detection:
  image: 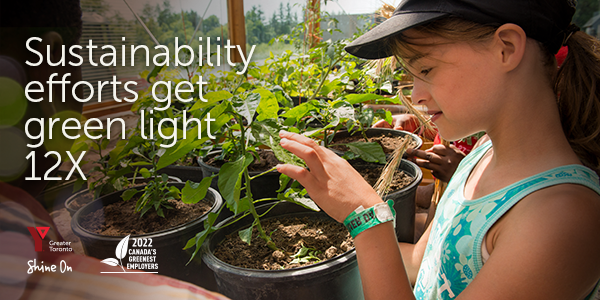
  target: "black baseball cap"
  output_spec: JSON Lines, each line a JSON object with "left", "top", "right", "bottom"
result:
{"left": 345, "top": 0, "right": 577, "bottom": 59}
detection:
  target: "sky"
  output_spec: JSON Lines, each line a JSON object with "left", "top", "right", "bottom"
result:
{"left": 107, "top": 0, "right": 398, "bottom": 22}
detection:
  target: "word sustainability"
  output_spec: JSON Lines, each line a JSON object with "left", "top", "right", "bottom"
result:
{"left": 26, "top": 36, "right": 255, "bottom": 74}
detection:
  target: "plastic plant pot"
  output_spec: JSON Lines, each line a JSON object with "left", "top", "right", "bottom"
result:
{"left": 71, "top": 183, "right": 222, "bottom": 291}
{"left": 65, "top": 176, "right": 182, "bottom": 217}
{"left": 349, "top": 158, "right": 422, "bottom": 243}
{"left": 328, "top": 127, "right": 423, "bottom": 160}
{"left": 201, "top": 201, "right": 364, "bottom": 300}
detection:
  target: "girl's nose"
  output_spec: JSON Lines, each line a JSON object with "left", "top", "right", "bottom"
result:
{"left": 411, "top": 79, "right": 428, "bottom": 105}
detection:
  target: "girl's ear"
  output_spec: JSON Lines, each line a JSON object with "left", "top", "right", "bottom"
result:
{"left": 493, "top": 24, "right": 527, "bottom": 72}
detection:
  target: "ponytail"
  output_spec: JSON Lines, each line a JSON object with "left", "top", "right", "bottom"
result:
{"left": 554, "top": 31, "right": 600, "bottom": 176}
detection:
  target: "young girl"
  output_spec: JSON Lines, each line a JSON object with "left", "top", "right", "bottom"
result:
{"left": 276, "top": 0, "right": 600, "bottom": 299}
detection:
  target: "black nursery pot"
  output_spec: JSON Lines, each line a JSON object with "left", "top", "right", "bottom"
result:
{"left": 198, "top": 150, "right": 283, "bottom": 201}
{"left": 71, "top": 183, "right": 223, "bottom": 291}
{"left": 65, "top": 176, "right": 182, "bottom": 217}
{"left": 35, "top": 178, "right": 85, "bottom": 212}
{"left": 329, "top": 127, "right": 423, "bottom": 158}
{"left": 351, "top": 159, "right": 422, "bottom": 243}
{"left": 201, "top": 201, "right": 364, "bottom": 300}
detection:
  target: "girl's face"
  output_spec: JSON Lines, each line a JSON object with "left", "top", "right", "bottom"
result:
{"left": 401, "top": 30, "right": 504, "bottom": 141}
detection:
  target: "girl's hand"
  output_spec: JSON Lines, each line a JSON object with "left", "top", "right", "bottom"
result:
{"left": 276, "top": 131, "right": 383, "bottom": 222}
{"left": 373, "top": 114, "right": 438, "bottom": 140}
{"left": 373, "top": 114, "right": 419, "bottom": 132}
{"left": 406, "top": 144, "right": 465, "bottom": 183}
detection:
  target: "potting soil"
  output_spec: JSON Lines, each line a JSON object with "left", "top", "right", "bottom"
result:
{"left": 360, "top": 167, "right": 414, "bottom": 191}
{"left": 80, "top": 197, "right": 212, "bottom": 236}
{"left": 331, "top": 134, "right": 418, "bottom": 154}
{"left": 214, "top": 217, "right": 354, "bottom": 270}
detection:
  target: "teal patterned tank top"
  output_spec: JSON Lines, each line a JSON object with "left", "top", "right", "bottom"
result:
{"left": 413, "top": 140, "right": 600, "bottom": 299}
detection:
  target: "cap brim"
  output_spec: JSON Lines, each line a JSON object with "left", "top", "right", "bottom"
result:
{"left": 345, "top": 12, "right": 448, "bottom": 60}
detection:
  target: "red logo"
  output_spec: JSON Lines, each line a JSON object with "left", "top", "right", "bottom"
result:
{"left": 27, "top": 227, "right": 50, "bottom": 252}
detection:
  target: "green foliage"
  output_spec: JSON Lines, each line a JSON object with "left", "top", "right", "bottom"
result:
{"left": 70, "top": 128, "right": 135, "bottom": 199}
{"left": 94, "top": 3, "right": 417, "bottom": 263}
{"left": 573, "top": 0, "right": 600, "bottom": 28}
{"left": 290, "top": 244, "right": 321, "bottom": 264}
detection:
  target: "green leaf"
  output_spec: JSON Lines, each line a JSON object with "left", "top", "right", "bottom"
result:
{"left": 156, "top": 137, "right": 207, "bottom": 170}
{"left": 156, "top": 102, "right": 230, "bottom": 171}
{"left": 281, "top": 102, "right": 317, "bottom": 119}
{"left": 232, "top": 196, "right": 251, "bottom": 215}
{"left": 70, "top": 136, "right": 89, "bottom": 154}
{"left": 277, "top": 174, "right": 292, "bottom": 193}
{"left": 147, "top": 65, "right": 165, "bottom": 82}
{"left": 271, "top": 86, "right": 293, "bottom": 107}
{"left": 139, "top": 168, "right": 151, "bottom": 179}
{"left": 73, "top": 177, "right": 86, "bottom": 192}
{"left": 251, "top": 120, "right": 305, "bottom": 167}
{"left": 189, "top": 90, "right": 233, "bottom": 111}
{"left": 232, "top": 93, "right": 260, "bottom": 125}
{"left": 346, "top": 142, "right": 387, "bottom": 163}
{"left": 182, "top": 176, "right": 214, "bottom": 204}
{"left": 121, "top": 189, "right": 140, "bottom": 202}
{"left": 255, "top": 89, "right": 279, "bottom": 121}
{"left": 278, "top": 192, "right": 320, "bottom": 211}
{"left": 156, "top": 208, "right": 165, "bottom": 218}
{"left": 320, "top": 79, "right": 341, "bottom": 96}
{"left": 107, "top": 166, "right": 131, "bottom": 179}
{"left": 331, "top": 102, "right": 355, "bottom": 121}
{"left": 184, "top": 227, "right": 212, "bottom": 264}
{"left": 217, "top": 154, "right": 253, "bottom": 207}
{"left": 358, "top": 108, "right": 375, "bottom": 127}
{"left": 344, "top": 93, "right": 386, "bottom": 105}
{"left": 100, "top": 138, "right": 110, "bottom": 150}
{"left": 203, "top": 211, "right": 219, "bottom": 230}
{"left": 384, "top": 110, "right": 393, "bottom": 126}
{"left": 238, "top": 222, "right": 254, "bottom": 245}
{"left": 157, "top": 103, "right": 230, "bottom": 170}
{"left": 289, "top": 244, "right": 321, "bottom": 264}
{"left": 109, "top": 136, "right": 144, "bottom": 165}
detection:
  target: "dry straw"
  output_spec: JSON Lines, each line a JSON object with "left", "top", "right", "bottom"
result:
{"left": 374, "top": 138, "right": 411, "bottom": 197}
{"left": 400, "top": 90, "right": 450, "bottom": 206}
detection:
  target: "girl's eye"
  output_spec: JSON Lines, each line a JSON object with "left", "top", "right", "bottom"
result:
{"left": 420, "top": 68, "right": 432, "bottom": 76}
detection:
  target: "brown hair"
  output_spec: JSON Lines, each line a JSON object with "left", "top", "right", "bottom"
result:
{"left": 388, "top": 18, "right": 600, "bottom": 175}
{"left": 554, "top": 32, "right": 600, "bottom": 176}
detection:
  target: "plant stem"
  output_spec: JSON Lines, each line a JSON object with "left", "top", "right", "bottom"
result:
{"left": 239, "top": 123, "right": 278, "bottom": 251}
{"left": 308, "top": 54, "right": 346, "bottom": 101}
{"left": 249, "top": 166, "right": 278, "bottom": 180}
{"left": 245, "top": 170, "right": 278, "bottom": 251}
{"left": 360, "top": 125, "right": 370, "bottom": 143}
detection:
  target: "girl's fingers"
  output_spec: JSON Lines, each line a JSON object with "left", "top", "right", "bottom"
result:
{"left": 279, "top": 130, "right": 320, "bottom": 147}
{"left": 415, "top": 158, "right": 444, "bottom": 173}
{"left": 408, "top": 148, "right": 443, "bottom": 165}
{"left": 373, "top": 119, "right": 393, "bottom": 129}
{"left": 279, "top": 131, "right": 327, "bottom": 175}
{"left": 276, "top": 163, "right": 316, "bottom": 187}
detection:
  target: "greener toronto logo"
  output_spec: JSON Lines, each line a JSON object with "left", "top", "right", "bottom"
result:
{"left": 100, "top": 235, "right": 158, "bottom": 273}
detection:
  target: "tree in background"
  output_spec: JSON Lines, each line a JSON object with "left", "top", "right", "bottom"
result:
{"left": 247, "top": 4, "right": 298, "bottom": 45}
{"left": 246, "top": 6, "right": 268, "bottom": 45}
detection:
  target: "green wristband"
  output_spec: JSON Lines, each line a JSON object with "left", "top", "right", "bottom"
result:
{"left": 343, "top": 200, "right": 396, "bottom": 238}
